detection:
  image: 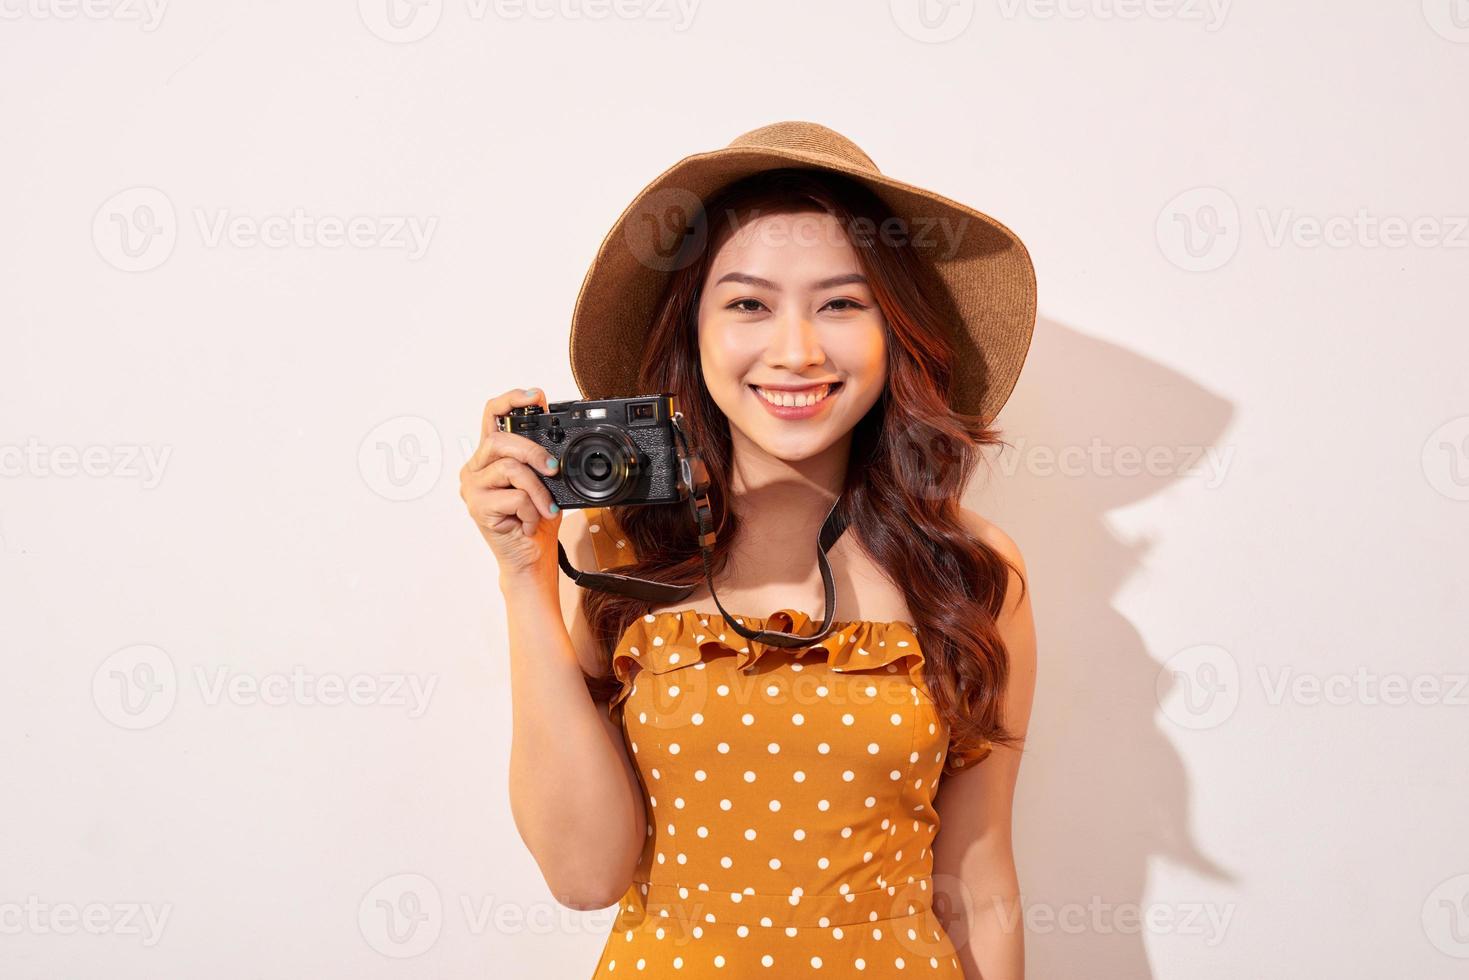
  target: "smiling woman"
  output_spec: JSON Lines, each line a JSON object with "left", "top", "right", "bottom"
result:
{"left": 474, "top": 120, "right": 1039, "bottom": 980}
{"left": 695, "top": 208, "right": 891, "bottom": 447}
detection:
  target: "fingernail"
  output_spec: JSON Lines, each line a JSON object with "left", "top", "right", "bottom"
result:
{"left": 549, "top": 503, "right": 560, "bottom": 515}
{"left": 545, "top": 457, "right": 558, "bottom": 470}
{"left": 527, "top": 387, "right": 539, "bottom": 395}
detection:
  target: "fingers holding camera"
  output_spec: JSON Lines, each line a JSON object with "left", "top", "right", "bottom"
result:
{"left": 461, "top": 386, "right": 567, "bottom": 577}
{"left": 469, "top": 388, "right": 559, "bottom": 476}
{"left": 466, "top": 426, "right": 562, "bottom": 480}
{"left": 480, "top": 386, "right": 547, "bottom": 443}
{"left": 461, "top": 447, "right": 559, "bottom": 521}
{"left": 477, "top": 487, "right": 546, "bottom": 538}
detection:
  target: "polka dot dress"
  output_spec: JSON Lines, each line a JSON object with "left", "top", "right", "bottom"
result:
{"left": 583, "top": 507, "right": 992, "bottom": 977}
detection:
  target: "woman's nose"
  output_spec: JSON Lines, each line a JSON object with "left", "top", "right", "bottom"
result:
{"left": 765, "top": 308, "right": 825, "bottom": 368}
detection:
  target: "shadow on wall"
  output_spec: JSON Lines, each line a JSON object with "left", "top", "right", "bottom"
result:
{"left": 968, "top": 316, "right": 1238, "bottom": 979}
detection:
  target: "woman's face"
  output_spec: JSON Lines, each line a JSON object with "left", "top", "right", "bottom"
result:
{"left": 696, "top": 210, "right": 888, "bottom": 463}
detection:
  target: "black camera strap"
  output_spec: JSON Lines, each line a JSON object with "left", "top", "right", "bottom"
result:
{"left": 555, "top": 413, "right": 849, "bottom": 649}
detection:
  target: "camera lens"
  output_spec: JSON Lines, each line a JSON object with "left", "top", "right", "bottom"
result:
{"left": 561, "top": 426, "right": 641, "bottom": 504}
{"left": 584, "top": 453, "right": 611, "bottom": 481}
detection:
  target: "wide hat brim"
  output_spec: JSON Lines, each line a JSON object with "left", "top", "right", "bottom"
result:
{"left": 568, "top": 121, "right": 1037, "bottom": 425}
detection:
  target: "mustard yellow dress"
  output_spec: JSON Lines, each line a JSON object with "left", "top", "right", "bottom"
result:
{"left": 584, "top": 506, "right": 992, "bottom": 978}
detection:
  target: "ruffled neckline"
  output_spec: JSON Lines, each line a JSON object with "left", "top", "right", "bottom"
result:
{"left": 608, "top": 606, "right": 931, "bottom": 716}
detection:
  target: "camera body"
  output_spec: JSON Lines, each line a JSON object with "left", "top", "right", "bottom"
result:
{"left": 498, "top": 393, "right": 683, "bottom": 509}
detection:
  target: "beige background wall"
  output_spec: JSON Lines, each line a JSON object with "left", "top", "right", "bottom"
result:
{"left": 3, "top": 1, "right": 1466, "bottom": 977}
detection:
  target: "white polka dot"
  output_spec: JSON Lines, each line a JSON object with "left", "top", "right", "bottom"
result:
{"left": 842, "top": 713, "right": 855, "bottom": 726}
{"left": 741, "top": 713, "right": 755, "bottom": 726}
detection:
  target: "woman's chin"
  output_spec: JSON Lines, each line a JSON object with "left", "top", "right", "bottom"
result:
{"left": 735, "top": 418, "right": 840, "bottom": 462}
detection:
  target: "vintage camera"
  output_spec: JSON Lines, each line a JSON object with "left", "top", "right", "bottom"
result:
{"left": 498, "top": 393, "right": 684, "bottom": 509}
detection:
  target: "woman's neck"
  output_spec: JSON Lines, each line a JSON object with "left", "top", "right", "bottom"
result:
{"left": 726, "top": 428, "right": 850, "bottom": 554}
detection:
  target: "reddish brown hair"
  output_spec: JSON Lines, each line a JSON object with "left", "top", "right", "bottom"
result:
{"left": 581, "top": 168, "right": 1024, "bottom": 765}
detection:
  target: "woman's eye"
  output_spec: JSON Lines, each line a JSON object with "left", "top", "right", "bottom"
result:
{"left": 823, "top": 298, "right": 867, "bottom": 312}
{"left": 729, "top": 298, "right": 767, "bottom": 313}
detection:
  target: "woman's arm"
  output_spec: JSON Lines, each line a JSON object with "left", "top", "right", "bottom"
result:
{"left": 931, "top": 511, "right": 1039, "bottom": 979}
{"left": 504, "top": 508, "right": 646, "bottom": 910}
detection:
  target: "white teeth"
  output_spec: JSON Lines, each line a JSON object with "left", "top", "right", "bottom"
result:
{"left": 755, "top": 384, "right": 833, "bottom": 408}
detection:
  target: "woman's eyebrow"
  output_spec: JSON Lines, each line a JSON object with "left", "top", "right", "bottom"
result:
{"left": 714, "top": 271, "right": 869, "bottom": 290}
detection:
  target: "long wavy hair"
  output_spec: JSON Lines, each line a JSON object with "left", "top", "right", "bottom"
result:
{"left": 581, "top": 167, "right": 1024, "bottom": 762}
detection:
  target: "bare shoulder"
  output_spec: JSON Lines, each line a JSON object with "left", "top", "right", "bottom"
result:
{"left": 959, "top": 506, "right": 1030, "bottom": 620}
{"left": 958, "top": 506, "right": 1027, "bottom": 574}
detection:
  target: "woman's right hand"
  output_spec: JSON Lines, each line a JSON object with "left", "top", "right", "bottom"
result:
{"left": 459, "top": 387, "right": 564, "bottom": 582}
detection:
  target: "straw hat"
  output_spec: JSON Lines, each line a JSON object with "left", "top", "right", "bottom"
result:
{"left": 568, "top": 120, "right": 1037, "bottom": 424}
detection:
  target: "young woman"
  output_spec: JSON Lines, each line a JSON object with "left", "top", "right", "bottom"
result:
{"left": 461, "top": 122, "right": 1038, "bottom": 978}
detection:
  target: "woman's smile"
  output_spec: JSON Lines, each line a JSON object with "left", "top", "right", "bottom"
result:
{"left": 748, "top": 381, "right": 843, "bottom": 419}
